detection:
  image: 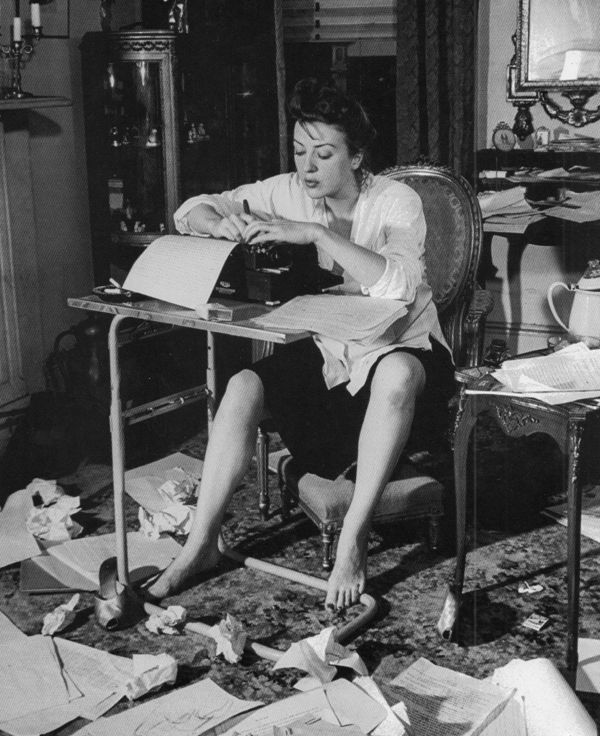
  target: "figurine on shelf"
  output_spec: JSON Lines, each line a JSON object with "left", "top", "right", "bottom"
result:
{"left": 146, "top": 127, "right": 160, "bottom": 147}
{"left": 197, "top": 122, "right": 209, "bottom": 141}
{"left": 186, "top": 122, "right": 197, "bottom": 144}
{"left": 133, "top": 220, "right": 146, "bottom": 233}
{"left": 109, "top": 126, "right": 121, "bottom": 147}
{"left": 164, "top": 0, "right": 188, "bottom": 34}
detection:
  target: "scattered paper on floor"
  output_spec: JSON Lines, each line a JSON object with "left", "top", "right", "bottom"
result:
{"left": 390, "top": 657, "right": 525, "bottom": 736}
{"left": 44, "top": 531, "right": 181, "bottom": 587}
{"left": 42, "top": 593, "right": 80, "bottom": 636}
{"left": 0, "top": 636, "right": 75, "bottom": 722}
{"left": 73, "top": 677, "right": 263, "bottom": 736}
{"left": 210, "top": 613, "right": 247, "bottom": 663}
{"left": 0, "top": 489, "right": 42, "bottom": 568}
{"left": 492, "top": 658, "right": 597, "bottom": 736}
{"left": 577, "top": 638, "right": 600, "bottom": 694}
{"left": 124, "top": 452, "right": 203, "bottom": 513}
{"left": 274, "top": 626, "right": 368, "bottom": 685}
{"left": 542, "top": 485, "right": 600, "bottom": 543}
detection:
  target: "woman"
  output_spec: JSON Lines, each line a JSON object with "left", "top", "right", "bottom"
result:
{"left": 147, "top": 78, "right": 454, "bottom": 610}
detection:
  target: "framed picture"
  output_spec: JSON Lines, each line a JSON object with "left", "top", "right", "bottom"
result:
{"left": 40, "top": 0, "right": 70, "bottom": 39}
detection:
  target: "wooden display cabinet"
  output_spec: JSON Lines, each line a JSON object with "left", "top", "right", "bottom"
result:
{"left": 81, "top": 28, "right": 279, "bottom": 283}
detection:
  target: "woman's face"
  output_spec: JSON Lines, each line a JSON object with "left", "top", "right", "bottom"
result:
{"left": 293, "top": 121, "right": 361, "bottom": 201}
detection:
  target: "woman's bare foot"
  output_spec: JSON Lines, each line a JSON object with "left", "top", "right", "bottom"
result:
{"left": 145, "top": 543, "right": 222, "bottom": 600}
{"left": 325, "top": 532, "right": 368, "bottom": 610}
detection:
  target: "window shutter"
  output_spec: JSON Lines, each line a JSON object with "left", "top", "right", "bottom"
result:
{"left": 283, "top": 0, "right": 396, "bottom": 42}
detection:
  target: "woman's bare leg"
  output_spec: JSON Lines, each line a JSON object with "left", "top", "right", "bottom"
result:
{"left": 147, "top": 369, "right": 269, "bottom": 599}
{"left": 325, "top": 352, "right": 426, "bottom": 610}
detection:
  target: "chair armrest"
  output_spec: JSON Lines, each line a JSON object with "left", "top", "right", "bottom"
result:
{"left": 463, "top": 286, "right": 494, "bottom": 367}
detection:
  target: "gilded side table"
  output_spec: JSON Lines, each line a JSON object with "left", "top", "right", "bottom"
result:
{"left": 438, "top": 373, "right": 600, "bottom": 680}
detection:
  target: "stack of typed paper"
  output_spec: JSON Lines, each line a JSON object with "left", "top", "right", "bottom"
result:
{"left": 467, "top": 342, "right": 600, "bottom": 405}
{"left": 250, "top": 294, "right": 407, "bottom": 343}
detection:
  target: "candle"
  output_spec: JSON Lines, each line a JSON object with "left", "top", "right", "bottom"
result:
{"left": 30, "top": 2, "right": 41, "bottom": 27}
{"left": 13, "top": 16, "right": 22, "bottom": 41}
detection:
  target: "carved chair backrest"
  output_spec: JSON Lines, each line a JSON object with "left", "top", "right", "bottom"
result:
{"left": 380, "top": 164, "right": 483, "bottom": 365}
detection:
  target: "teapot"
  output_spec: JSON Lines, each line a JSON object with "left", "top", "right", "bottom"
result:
{"left": 547, "top": 260, "right": 600, "bottom": 346}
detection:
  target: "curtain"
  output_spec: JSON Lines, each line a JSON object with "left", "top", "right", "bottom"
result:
{"left": 396, "top": 0, "right": 477, "bottom": 178}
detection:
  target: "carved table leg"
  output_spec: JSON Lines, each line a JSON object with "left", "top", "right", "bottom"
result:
{"left": 566, "top": 417, "right": 584, "bottom": 679}
{"left": 437, "top": 394, "right": 478, "bottom": 639}
{"left": 256, "top": 425, "right": 270, "bottom": 520}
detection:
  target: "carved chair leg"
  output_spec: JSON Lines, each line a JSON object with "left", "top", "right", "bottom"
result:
{"left": 320, "top": 523, "right": 337, "bottom": 572}
{"left": 427, "top": 515, "right": 441, "bottom": 552}
{"left": 256, "top": 425, "right": 270, "bottom": 520}
{"left": 279, "top": 474, "right": 291, "bottom": 521}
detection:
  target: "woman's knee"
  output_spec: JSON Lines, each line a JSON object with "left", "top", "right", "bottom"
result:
{"left": 221, "top": 369, "right": 265, "bottom": 414}
{"left": 370, "top": 353, "right": 425, "bottom": 409}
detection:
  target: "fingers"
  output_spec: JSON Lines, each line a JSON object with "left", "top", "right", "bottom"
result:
{"left": 215, "top": 214, "right": 252, "bottom": 241}
{"left": 243, "top": 220, "right": 278, "bottom": 244}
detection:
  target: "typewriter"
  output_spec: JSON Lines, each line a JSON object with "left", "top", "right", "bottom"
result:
{"left": 213, "top": 241, "right": 343, "bottom": 304}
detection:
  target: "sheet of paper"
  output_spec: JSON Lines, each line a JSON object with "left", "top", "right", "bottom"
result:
{"left": 122, "top": 234, "right": 239, "bottom": 311}
{"left": 324, "top": 680, "right": 387, "bottom": 734}
{"left": 483, "top": 213, "right": 545, "bottom": 234}
{"left": 0, "top": 635, "right": 75, "bottom": 722}
{"left": 577, "top": 637, "right": 600, "bottom": 694}
{"left": 390, "top": 657, "right": 520, "bottom": 736}
{"left": 274, "top": 627, "right": 368, "bottom": 685}
{"left": 493, "top": 342, "right": 600, "bottom": 393}
{"left": 542, "top": 189, "right": 600, "bottom": 223}
{"left": 0, "top": 488, "right": 43, "bottom": 568}
{"left": 491, "top": 658, "right": 596, "bottom": 736}
{"left": 221, "top": 688, "right": 338, "bottom": 736}
{"left": 46, "top": 532, "right": 181, "bottom": 586}
{"left": 78, "top": 678, "right": 263, "bottom": 736}
{"left": 352, "top": 676, "right": 407, "bottom": 736}
{"left": 0, "top": 610, "right": 27, "bottom": 641}
{"left": 542, "top": 485, "right": 600, "bottom": 543}
{"left": 250, "top": 295, "right": 407, "bottom": 343}
{"left": 125, "top": 452, "right": 203, "bottom": 512}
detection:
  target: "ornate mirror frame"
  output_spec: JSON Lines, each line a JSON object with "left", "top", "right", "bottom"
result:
{"left": 507, "top": 0, "right": 600, "bottom": 138}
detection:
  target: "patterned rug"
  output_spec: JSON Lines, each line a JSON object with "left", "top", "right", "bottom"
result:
{"left": 1, "top": 416, "right": 600, "bottom": 732}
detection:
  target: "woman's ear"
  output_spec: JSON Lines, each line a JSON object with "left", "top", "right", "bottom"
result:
{"left": 351, "top": 152, "right": 364, "bottom": 170}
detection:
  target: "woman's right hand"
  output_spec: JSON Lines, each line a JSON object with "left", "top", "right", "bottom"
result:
{"left": 211, "top": 213, "right": 255, "bottom": 241}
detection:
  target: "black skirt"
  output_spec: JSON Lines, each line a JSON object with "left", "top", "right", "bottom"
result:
{"left": 250, "top": 337, "right": 455, "bottom": 479}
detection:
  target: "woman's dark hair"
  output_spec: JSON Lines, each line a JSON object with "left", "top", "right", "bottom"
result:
{"left": 288, "top": 78, "right": 376, "bottom": 183}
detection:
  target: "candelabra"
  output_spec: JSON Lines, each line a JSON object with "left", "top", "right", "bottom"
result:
{"left": 0, "top": 24, "right": 41, "bottom": 100}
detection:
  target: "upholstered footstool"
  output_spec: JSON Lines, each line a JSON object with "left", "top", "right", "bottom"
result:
{"left": 278, "top": 456, "right": 444, "bottom": 570}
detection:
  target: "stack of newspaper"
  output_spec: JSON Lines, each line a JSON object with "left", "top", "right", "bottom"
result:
{"left": 467, "top": 342, "right": 600, "bottom": 405}
{"left": 250, "top": 294, "right": 407, "bottom": 343}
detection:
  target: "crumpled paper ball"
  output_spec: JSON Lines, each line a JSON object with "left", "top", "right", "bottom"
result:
{"left": 145, "top": 605, "right": 187, "bottom": 635}
{"left": 210, "top": 613, "right": 247, "bottom": 663}
{"left": 26, "top": 495, "right": 83, "bottom": 542}
{"left": 122, "top": 653, "right": 178, "bottom": 700}
{"left": 274, "top": 626, "right": 368, "bottom": 686}
{"left": 41, "top": 593, "right": 80, "bottom": 636}
{"left": 157, "top": 468, "right": 197, "bottom": 505}
{"left": 26, "top": 478, "right": 64, "bottom": 506}
{"left": 138, "top": 503, "right": 194, "bottom": 540}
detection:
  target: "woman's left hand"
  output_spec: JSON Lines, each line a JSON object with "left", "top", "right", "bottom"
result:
{"left": 242, "top": 218, "right": 322, "bottom": 246}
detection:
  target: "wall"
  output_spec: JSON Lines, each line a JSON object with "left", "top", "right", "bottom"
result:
{"left": 477, "top": 0, "right": 600, "bottom": 353}
{"left": 0, "top": 2, "right": 140, "bottom": 451}
{"left": 478, "top": 0, "right": 600, "bottom": 149}
{"left": 0, "top": 3, "right": 140, "bottom": 368}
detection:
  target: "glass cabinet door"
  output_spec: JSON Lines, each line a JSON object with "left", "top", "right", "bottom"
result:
{"left": 104, "top": 58, "right": 167, "bottom": 239}
{"left": 81, "top": 30, "right": 180, "bottom": 281}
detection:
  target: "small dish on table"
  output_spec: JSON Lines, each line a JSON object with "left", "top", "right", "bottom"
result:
{"left": 93, "top": 285, "right": 144, "bottom": 303}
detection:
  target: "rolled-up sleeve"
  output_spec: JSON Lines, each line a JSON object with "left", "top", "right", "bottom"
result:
{"left": 361, "top": 185, "right": 426, "bottom": 303}
{"left": 173, "top": 174, "right": 299, "bottom": 234}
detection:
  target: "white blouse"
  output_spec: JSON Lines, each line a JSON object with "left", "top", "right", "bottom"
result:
{"left": 174, "top": 172, "right": 451, "bottom": 394}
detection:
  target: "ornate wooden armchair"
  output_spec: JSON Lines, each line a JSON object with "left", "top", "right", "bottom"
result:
{"left": 256, "top": 162, "right": 494, "bottom": 570}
